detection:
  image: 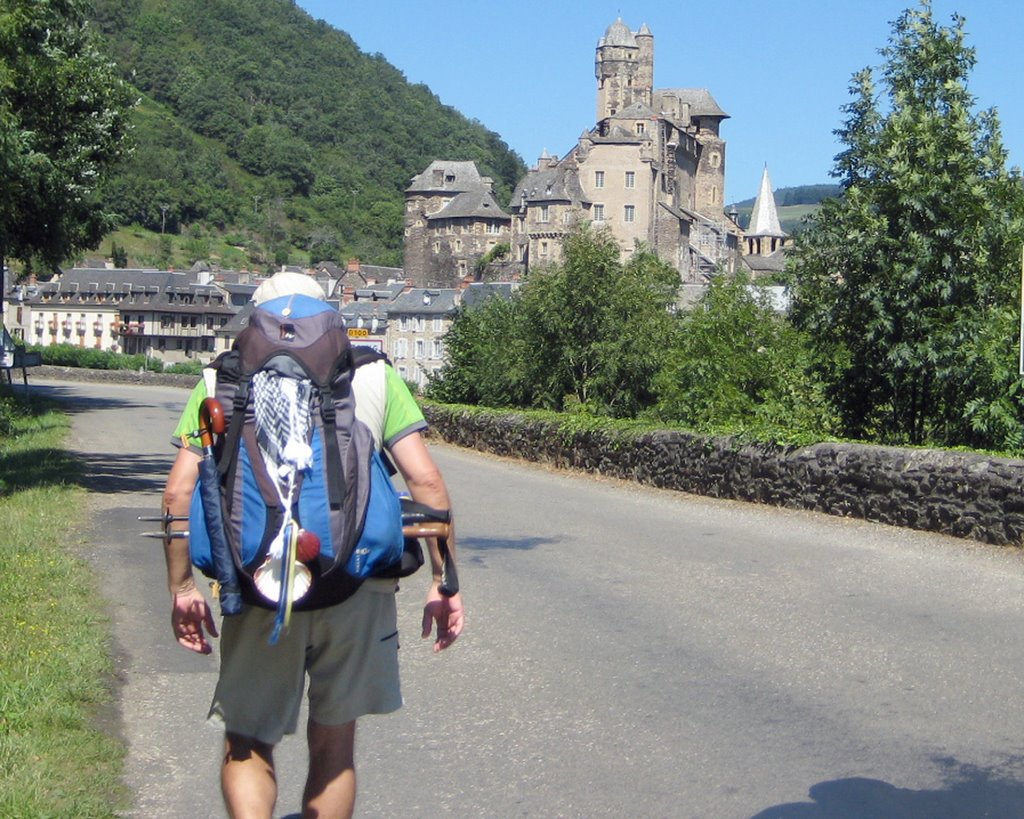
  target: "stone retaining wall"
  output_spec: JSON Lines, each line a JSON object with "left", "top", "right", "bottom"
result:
{"left": 423, "top": 405, "right": 1024, "bottom": 547}
{"left": 31, "top": 367, "right": 1024, "bottom": 546}
{"left": 34, "top": 364, "right": 197, "bottom": 389}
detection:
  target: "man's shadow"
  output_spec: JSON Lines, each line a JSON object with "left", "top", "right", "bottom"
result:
{"left": 751, "top": 756, "right": 1024, "bottom": 818}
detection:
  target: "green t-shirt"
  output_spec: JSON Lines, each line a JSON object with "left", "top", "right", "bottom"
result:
{"left": 172, "top": 362, "right": 426, "bottom": 452}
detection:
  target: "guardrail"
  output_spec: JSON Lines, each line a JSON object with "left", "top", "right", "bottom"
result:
{"left": 2, "top": 349, "right": 42, "bottom": 390}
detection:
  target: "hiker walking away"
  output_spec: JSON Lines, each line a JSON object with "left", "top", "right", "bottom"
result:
{"left": 159, "top": 271, "right": 464, "bottom": 818}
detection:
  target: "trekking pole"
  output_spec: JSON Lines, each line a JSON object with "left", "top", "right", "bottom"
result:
{"left": 401, "top": 501, "right": 459, "bottom": 597}
{"left": 139, "top": 512, "right": 189, "bottom": 540}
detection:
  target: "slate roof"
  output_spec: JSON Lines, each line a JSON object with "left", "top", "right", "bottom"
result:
{"left": 407, "top": 161, "right": 489, "bottom": 194}
{"left": 460, "top": 282, "right": 517, "bottom": 309}
{"left": 218, "top": 302, "right": 255, "bottom": 334}
{"left": 612, "top": 102, "right": 657, "bottom": 120}
{"left": 353, "top": 282, "right": 406, "bottom": 302}
{"left": 340, "top": 300, "right": 390, "bottom": 331}
{"left": 22, "top": 267, "right": 235, "bottom": 314}
{"left": 510, "top": 162, "right": 590, "bottom": 210}
{"left": 387, "top": 288, "right": 459, "bottom": 316}
{"left": 219, "top": 282, "right": 259, "bottom": 303}
{"left": 588, "top": 123, "right": 648, "bottom": 144}
{"left": 314, "top": 261, "right": 344, "bottom": 277}
{"left": 427, "top": 188, "right": 510, "bottom": 221}
{"left": 600, "top": 18, "right": 636, "bottom": 47}
{"left": 359, "top": 264, "right": 404, "bottom": 282}
{"left": 744, "top": 250, "right": 789, "bottom": 273}
{"left": 653, "top": 88, "right": 729, "bottom": 119}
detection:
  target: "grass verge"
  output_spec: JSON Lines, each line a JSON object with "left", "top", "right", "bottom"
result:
{"left": 0, "top": 390, "right": 127, "bottom": 818}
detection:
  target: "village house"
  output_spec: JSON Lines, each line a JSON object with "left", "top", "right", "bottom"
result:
{"left": 385, "top": 286, "right": 459, "bottom": 387}
{"left": 7, "top": 267, "right": 236, "bottom": 365}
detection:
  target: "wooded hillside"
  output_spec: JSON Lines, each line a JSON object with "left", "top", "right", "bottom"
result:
{"left": 88, "top": 0, "right": 526, "bottom": 267}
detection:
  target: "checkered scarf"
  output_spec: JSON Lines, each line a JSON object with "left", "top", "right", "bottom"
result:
{"left": 252, "top": 369, "right": 314, "bottom": 499}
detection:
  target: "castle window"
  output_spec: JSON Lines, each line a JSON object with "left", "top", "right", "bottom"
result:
{"left": 593, "top": 204, "right": 605, "bottom": 222}
{"left": 539, "top": 205, "right": 549, "bottom": 223}
{"left": 636, "top": 122, "right": 645, "bottom": 135}
{"left": 710, "top": 152, "right": 721, "bottom": 169}
{"left": 625, "top": 171, "right": 635, "bottom": 189}
{"left": 595, "top": 171, "right": 604, "bottom": 189}
{"left": 540, "top": 241, "right": 549, "bottom": 257}
{"left": 624, "top": 205, "right": 635, "bottom": 223}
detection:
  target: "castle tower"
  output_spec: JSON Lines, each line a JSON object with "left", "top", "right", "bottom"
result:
{"left": 595, "top": 19, "right": 653, "bottom": 122}
{"left": 635, "top": 23, "right": 654, "bottom": 107}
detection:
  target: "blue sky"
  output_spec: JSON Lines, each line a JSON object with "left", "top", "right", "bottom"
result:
{"left": 296, "top": 1, "right": 1023, "bottom": 205}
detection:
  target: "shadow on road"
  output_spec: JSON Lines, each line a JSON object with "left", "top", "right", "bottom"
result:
{"left": 0, "top": 447, "right": 170, "bottom": 497}
{"left": 460, "top": 535, "right": 558, "bottom": 552}
{"left": 750, "top": 756, "right": 1024, "bottom": 818}
{"left": 74, "top": 451, "right": 172, "bottom": 496}
{"left": 31, "top": 383, "right": 164, "bottom": 414}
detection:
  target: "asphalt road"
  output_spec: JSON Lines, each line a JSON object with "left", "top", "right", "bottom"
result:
{"left": 38, "top": 377, "right": 1024, "bottom": 818}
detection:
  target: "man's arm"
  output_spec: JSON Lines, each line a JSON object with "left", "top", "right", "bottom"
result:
{"left": 162, "top": 446, "right": 218, "bottom": 654}
{"left": 389, "top": 431, "right": 464, "bottom": 652}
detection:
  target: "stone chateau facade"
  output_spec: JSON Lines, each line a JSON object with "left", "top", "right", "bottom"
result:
{"left": 403, "top": 18, "right": 789, "bottom": 287}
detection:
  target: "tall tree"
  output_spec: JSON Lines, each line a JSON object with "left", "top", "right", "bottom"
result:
{"left": 0, "top": 0, "right": 133, "bottom": 293}
{"left": 429, "top": 225, "right": 679, "bottom": 417}
{"left": 655, "top": 272, "right": 830, "bottom": 439}
{"left": 791, "top": 1, "right": 1024, "bottom": 449}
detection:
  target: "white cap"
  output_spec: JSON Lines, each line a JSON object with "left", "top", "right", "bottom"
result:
{"left": 252, "top": 271, "right": 326, "bottom": 305}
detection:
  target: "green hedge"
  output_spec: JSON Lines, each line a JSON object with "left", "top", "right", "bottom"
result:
{"left": 26, "top": 343, "right": 163, "bottom": 372}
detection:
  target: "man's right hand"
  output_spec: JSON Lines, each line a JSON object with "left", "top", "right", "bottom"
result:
{"left": 172, "top": 586, "right": 218, "bottom": 654}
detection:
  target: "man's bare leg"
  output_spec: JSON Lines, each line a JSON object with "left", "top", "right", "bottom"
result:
{"left": 303, "top": 719, "right": 357, "bottom": 819}
{"left": 222, "top": 732, "right": 277, "bottom": 819}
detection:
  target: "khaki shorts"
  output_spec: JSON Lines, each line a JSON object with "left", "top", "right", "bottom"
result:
{"left": 208, "top": 580, "right": 402, "bottom": 745}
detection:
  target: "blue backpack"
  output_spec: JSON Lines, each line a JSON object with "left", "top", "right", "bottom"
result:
{"left": 188, "top": 295, "right": 406, "bottom": 613}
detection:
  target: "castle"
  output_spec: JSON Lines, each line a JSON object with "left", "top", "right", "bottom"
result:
{"left": 404, "top": 19, "right": 787, "bottom": 287}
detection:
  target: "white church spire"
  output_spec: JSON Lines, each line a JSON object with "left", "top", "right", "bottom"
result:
{"left": 747, "top": 165, "right": 785, "bottom": 237}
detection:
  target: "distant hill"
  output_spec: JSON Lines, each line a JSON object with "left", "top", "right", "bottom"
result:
{"left": 729, "top": 184, "right": 841, "bottom": 234}
{"left": 87, "top": 0, "right": 527, "bottom": 268}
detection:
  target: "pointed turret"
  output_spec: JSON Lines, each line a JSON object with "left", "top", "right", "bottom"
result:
{"left": 745, "top": 166, "right": 789, "bottom": 258}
